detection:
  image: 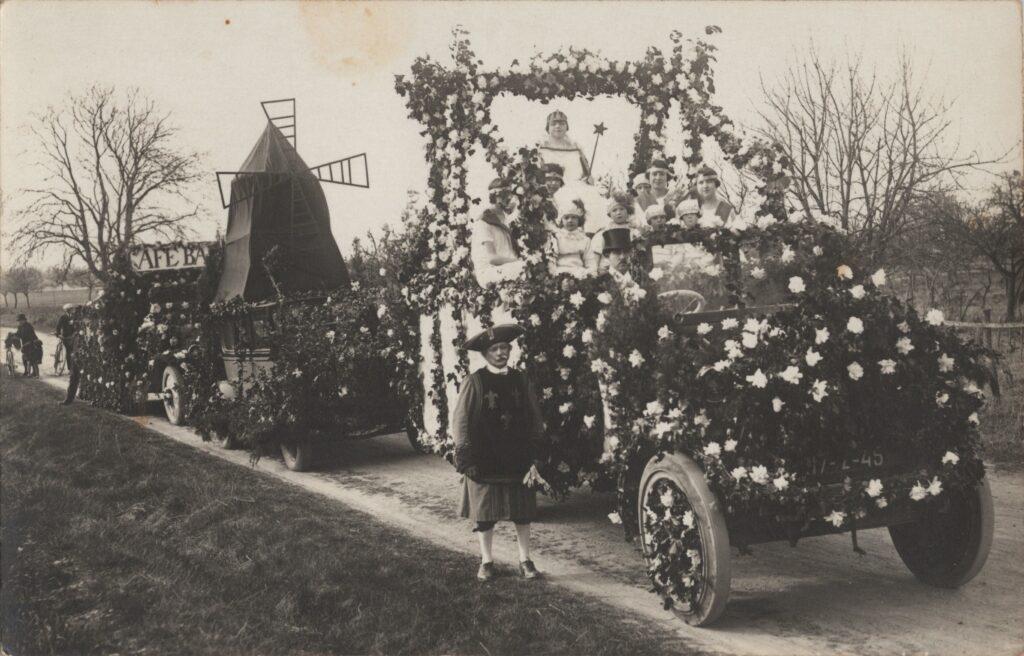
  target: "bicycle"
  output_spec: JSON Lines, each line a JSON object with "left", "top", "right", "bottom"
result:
{"left": 53, "top": 339, "right": 67, "bottom": 376}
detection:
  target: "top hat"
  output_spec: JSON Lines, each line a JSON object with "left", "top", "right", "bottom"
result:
{"left": 601, "top": 227, "right": 632, "bottom": 255}
{"left": 463, "top": 323, "right": 525, "bottom": 352}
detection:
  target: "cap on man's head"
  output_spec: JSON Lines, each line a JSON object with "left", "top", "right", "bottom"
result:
{"left": 601, "top": 227, "right": 632, "bottom": 255}
{"left": 62, "top": 303, "right": 75, "bottom": 311}
{"left": 16, "top": 313, "right": 27, "bottom": 321}
{"left": 463, "top": 323, "right": 525, "bottom": 352}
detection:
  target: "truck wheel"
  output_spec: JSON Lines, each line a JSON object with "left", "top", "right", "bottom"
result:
{"left": 280, "top": 439, "right": 315, "bottom": 472}
{"left": 638, "top": 452, "right": 731, "bottom": 627}
{"left": 889, "top": 477, "right": 994, "bottom": 588}
{"left": 161, "top": 365, "right": 186, "bottom": 425}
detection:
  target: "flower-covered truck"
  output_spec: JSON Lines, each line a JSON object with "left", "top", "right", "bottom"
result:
{"left": 395, "top": 28, "right": 994, "bottom": 625}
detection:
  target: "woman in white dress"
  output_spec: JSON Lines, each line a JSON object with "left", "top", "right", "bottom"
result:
{"left": 537, "top": 110, "right": 591, "bottom": 183}
{"left": 694, "top": 166, "right": 735, "bottom": 228}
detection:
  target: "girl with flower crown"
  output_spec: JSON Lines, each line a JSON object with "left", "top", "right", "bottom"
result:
{"left": 549, "top": 199, "right": 595, "bottom": 276}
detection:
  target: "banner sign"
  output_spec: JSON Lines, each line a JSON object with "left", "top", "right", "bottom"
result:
{"left": 130, "top": 242, "right": 212, "bottom": 272}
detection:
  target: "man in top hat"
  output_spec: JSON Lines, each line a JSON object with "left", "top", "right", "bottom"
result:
{"left": 471, "top": 177, "right": 524, "bottom": 286}
{"left": 600, "top": 227, "right": 634, "bottom": 274}
{"left": 636, "top": 158, "right": 675, "bottom": 211}
{"left": 453, "top": 322, "right": 545, "bottom": 581}
{"left": 590, "top": 192, "right": 637, "bottom": 272}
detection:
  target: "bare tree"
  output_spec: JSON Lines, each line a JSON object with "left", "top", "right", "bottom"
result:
{"left": 3, "top": 267, "right": 45, "bottom": 308}
{"left": 916, "top": 173, "right": 1024, "bottom": 321}
{"left": 10, "top": 86, "right": 203, "bottom": 281}
{"left": 757, "top": 47, "right": 1003, "bottom": 264}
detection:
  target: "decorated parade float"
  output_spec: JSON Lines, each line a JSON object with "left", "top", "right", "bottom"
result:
{"left": 395, "top": 28, "right": 994, "bottom": 625}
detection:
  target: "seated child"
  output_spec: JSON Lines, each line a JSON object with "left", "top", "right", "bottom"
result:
{"left": 550, "top": 199, "right": 594, "bottom": 275}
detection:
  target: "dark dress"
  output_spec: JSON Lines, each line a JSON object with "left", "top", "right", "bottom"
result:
{"left": 15, "top": 323, "right": 42, "bottom": 365}
{"left": 453, "top": 368, "right": 544, "bottom": 523}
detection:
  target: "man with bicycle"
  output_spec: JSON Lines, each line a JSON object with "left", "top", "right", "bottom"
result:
{"left": 55, "top": 303, "right": 81, "bottom": 404}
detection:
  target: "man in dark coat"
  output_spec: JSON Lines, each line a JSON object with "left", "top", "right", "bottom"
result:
{"left": 55, "top": 304, "right": 81, "bottom": 404}
{"left": 14, "top": 314, "right": 42, "bottom": 378}
{"left": 453, "top": 323, "right": 545, "bottom": 581}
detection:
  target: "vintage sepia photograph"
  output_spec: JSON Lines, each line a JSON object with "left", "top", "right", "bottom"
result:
{"left": 1, "top": 1, "right": 1022, "bottom": 654}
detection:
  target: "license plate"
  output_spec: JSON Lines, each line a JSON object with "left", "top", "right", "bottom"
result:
{"left": 808, "top": 450, "right": 900, "bottom": 477}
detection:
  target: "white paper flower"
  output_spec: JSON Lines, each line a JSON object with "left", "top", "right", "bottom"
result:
{"left": 942, "top": 451, "right": 960, "bottom": 465}
{"left": 326, "top": 330, "right": 336, "bottom": 341}
{"left": 772, "top": 397, "right": 785, "bottom": 413}
{"left": 751, "top": 266, "right": 766, "bottom": 280}
{"left": 597, "top": 292, "right": 613, "bottom": 304}
{"left": 927, "top": 477, "right": 943, "bottom": 496}
{"left": 871, "top": 269, "right": 887, "bottom": 286}
{"left": 746, "top": 368, "right": 768, "bottom": 388}
{"left": 938, "top": 353, "right": 955, "bottom": 373}
{"left": 629, "top": 350, "right": 646, "bottom": 368}
{"left": 780, "top": 245, "right": 795, "bottom": 263}
{"left": 712, "top": 359, "right": 731, "bottom": 372}
{"left": 850, "top": 285, "right": 866, "bottom": 300}
{"left": 897, "top": 321, "right": 911, "bottom": 334}
{"left": 750, "top": 465, "right": 770, "bottom": 485}
{"left": 773, "top": 476, "right": 789, "bottom": 491}
{"left": 876, "top": 498, "right": 889, "bottom": 509}
{"left": 815, "top": 327, "right": 830, "bottom": 344}
{"left": 896, "top": 337, "right": 914, "bottom": 355}
{"left": 910, "top": 483, "right": 928, "bottom": 501}
{"left": 731, "top": 466, "right": 748, "bottom": 480}
{"left": 968, "top": 412, "right": 980, "bottom": 426}
{"left": 826, "top": 510, "right": 846, "bottom": 527}
{"left": 529, "top": 314, "right": 542, "bottom": 327}
{"left": 583, "top": 415, "right": 596, "bottom": 428}
{"left": 660, "top": 489, "right": 675, "bottom": 507}
{"left": 779, "top": 365, "right": 803, "bottom": 384}
{"left": 703, "top": 442, "right": 722, "bottom": 458}
{"left": 812, "top": 245, "right": 823, "bottom": 256}
{"left": 724, "top": 340, "right": 743, "bottom": 360}
{"left": 649, "top": 267, "right": 665, "bottom": 281}
{"left": 607, "top": 512, "right": 622, "bottom": 524}
{"left": 682, "top": 510, "right": 695, "bottom": 529}
{"left": 925, "top": 309, "right": 945, "bottom": 326}
{"left": 562, "top": 345, "right": 576, "bottom": 359}
{"left": 846, "top": 317, "right": 864, "bottom": 334}
{"left": 810, "top": 379, "right": 828, "bottom": 402}
{"left": 805, "top": 348, "right": 822, "bottom": 367}
{"left": 837, "top": 264, "right": 853, "bottom": 280}
{"left": 866, "top": 479, "right": 884, "bottom": 497}
{"left": 697, "top": 322, "right": 713, "bottom": 335}
{"left": 721, "top": 317, "right": 739, "bottom": 330}
{"left": 724, "top": 439, "right": 738, "bottom": 452}
{"left": 847, "top": 362, "right": 864, "bottom": 380}
{"left": 658, "top": 325, "right": 672, "bottom": 341}
{"left": 742, "top": 332, "right": 758, "bottom": 349}
{"left": 581, "top": 329, "right": 593, "bottom": 344}
{"left": 878, "top": 359, "right": 897, "bottom": 374}
{"left": 788, "top": 276, "right": 806, "bottom": 294}
{"left": 559, "top": 402, "right": 572, "bottom": 414}
{"left": 936, "top": 392, "right": 949, "bottom": 406}
{"left": 569, "top": 291, "right": 586, "bottom": 307}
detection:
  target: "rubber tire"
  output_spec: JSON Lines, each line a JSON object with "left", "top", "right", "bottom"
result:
{"left": 638, "top": 452, "right": 732, "bottom": 627}
{"left": 889, "top": 477, "right": 994, "bottom": 588}
{"left": 161, "top": 365, "right": 186, "bottom": 426}
{"left": 406, "top": 423, "right": 429, "bottom": 454}
{"left": 280, "top": 439, "right": 315, "bottom": 472}
{"left": 53, "top": 343, "right": 66, "bottom": 376}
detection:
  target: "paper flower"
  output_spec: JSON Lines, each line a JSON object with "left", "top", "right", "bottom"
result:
{"left": 847, "top": 362, "right": 864, "bottom": 380}
{"left": 788, "top": 276, "right": 806, "bottom": 293}
{"left": 750, "top": 465, "right": 770, "bottom": 485}
{"left": 597, "top": 292, "right": 613, "bottom": 304}
{"left": 927, "top": 477, "right": 943, "bottom": 496}
{"left": 697, "top": 322, "right": 713, "bottom": 335}
{"left": 846, "top": 317, "right": 864, "bottom": 334}
{"left": 607, "top": 512, "right": 622, "bottom": 525}
{"left": 850, "top": 285, "right": 866, "bottom": 299}
{"left": 871, "top": 269, "right": 887, "bottom": 286}
{"left": 721, "top": 317, "right": 739, "bottom": 330}
{"left": 815, "top": 327, "right": 830, "bottom": 344}
{"left": 826, "top": 510, "right": 846, "bottom": 527}
{"left": 910, "top": 483, "right": 928, "bottom": 501}
{"left": 942, "top": 451, "right": 960, "bottom": 465}
{"left": 628, "top": 350, "right": 646, "bottom": 367}
{"left": 724, "top": 439, "right": 738, "bottom": 451}
{"left": 878, "top": 359, "right": 897, "bottom": 374}
{"left": 581, "top": 329, "right": 593, "bottom": 343}
{"left": 746, "top": 369, "right": 768, "bottom": 388}
{"left": 896, "top": 337, "right": 914, "bottom": 355}
{"left": 968, "top": 412, "right": 980, "bottom": 426}
{"left": 562, "top": 345, "right": 576, "bottom": 358}
{"left": 703, "top": 442, "right": 722, "bottom": 458}
{"left": 810, "top": 379, "right": 828, "bottom": 402}
{"left": 866, "top": 479, "right": 883, "bottom": 497}
{"left": 731, "top": 466, "right": 748, "bottom": 480}
{"left": 649, "top": 267, "right": 664, "bottom": 281}
{"left": 658, "top": 325, "right": 672, "bottom": 341}
{"left": 772, "top": 397, "right": 784, "bottom": 413}
{"left": 938, "top": 353, "right": 955, "bottom": 373}
{"left": 773, "top": 476, "right": 789, "bottom": 491}
{"left": 837, "top": 264, "right": 853, "bottom": 280}
{"left": 529, "top": 314, "right": 542, "bottom": 327}
{"left": 569, "top": 291, "right": 586, "bottom": 307}
{"left": 779, "top": 365, "right": 803, "bottom": 384}
{"left": 805, "top": 348, "right": 823, "bottom": 366}
{"left": 925, "top": 309, "right": 945, "bottom": 326}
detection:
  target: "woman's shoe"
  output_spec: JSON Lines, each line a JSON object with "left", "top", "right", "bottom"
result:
{"left": 477, "top": 562, "right": 496, "bottom": 582}
{"left": 519, "top": 560, "right": 540, "bottom": 579}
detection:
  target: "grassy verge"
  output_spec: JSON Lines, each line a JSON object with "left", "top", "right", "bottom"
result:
{"left": 0, "top": 377, "right": 699, "bottom": 656}
{"left": 979, "top": 357, "right": 1024, "bottom": 469}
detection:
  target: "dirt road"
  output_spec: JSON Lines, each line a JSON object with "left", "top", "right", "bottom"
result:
{"left": 33, "top": 334, "right": 1024, "bottom": 655}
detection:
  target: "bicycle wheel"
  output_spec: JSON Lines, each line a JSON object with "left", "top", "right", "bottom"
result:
{"left": 5, "top": 349, "right": 15, "bottom": 376}
{"left": 53, "top": 342, "right": 66, "bottom": 375}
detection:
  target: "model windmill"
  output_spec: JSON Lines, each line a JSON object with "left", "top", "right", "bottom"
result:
{"left": 213, "top": 99, "right": 370, "bottom": 303}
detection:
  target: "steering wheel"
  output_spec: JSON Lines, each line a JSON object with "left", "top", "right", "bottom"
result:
{"left": 658, "top": 289, "right": 706, "bottom": 315}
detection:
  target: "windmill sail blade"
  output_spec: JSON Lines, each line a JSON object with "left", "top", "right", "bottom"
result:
{"left": 308, "top": 153, "right": 370, "bottom": 188}
{"left": 215, "top": 171, "right": 289, "bottom": 209}
{"left": 261, "top": 98, "right": 296, "bottom": 149}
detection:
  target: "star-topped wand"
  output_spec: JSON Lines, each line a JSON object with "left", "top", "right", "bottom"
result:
{"left": 589, "top": 122, "right": 607, "bottom": 177}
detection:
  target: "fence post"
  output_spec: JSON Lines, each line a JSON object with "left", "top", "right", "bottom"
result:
{"left": 982, "top": 309, "right": 1001, "bottom": 398}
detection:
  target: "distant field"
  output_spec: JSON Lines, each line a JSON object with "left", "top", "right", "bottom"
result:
{"left": 0, "top": 288, "right": 93, "bottom": 330}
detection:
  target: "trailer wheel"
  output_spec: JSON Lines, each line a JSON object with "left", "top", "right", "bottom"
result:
{"left": 161, "top": 365, "right": 186, "bottom": 425}
{"left": 638, "top": 453, "right": 731, "bottom": 627}
{"left": 889, "top": 477, "right": 994, "bottom": 588}
{"left": 280, "top": 439, "right": 315, "bottom": 472}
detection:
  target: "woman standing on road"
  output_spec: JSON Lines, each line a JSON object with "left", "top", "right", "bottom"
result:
{"left": 453, "top": 323, "right": 546, "bottom": 582}
{"left": 14, "top": 313, "right": 42, "bottom": 378}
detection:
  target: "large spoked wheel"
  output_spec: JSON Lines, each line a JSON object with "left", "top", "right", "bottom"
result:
{"left": 280, "top": 439, "right": 315, "bottom": 472}
{"left": 638, "top": 453, "right": 731, "bottom": 627}
{"left": 53, "top": 341, "right": 66, "bottom": 376}
{"left": 889, "top": 477, "right": 994, "bottom": 588}
{"left": 161, "top": 365, "right": 186, "bottom": 425}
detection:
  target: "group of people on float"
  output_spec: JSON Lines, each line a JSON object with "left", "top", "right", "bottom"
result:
{"left": 472, "top": 109, "right": 735, "bottom": 285}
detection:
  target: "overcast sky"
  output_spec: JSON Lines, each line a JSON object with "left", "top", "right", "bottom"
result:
{"left": 2, "top": 0, "right": 1021, "bottom": 267}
